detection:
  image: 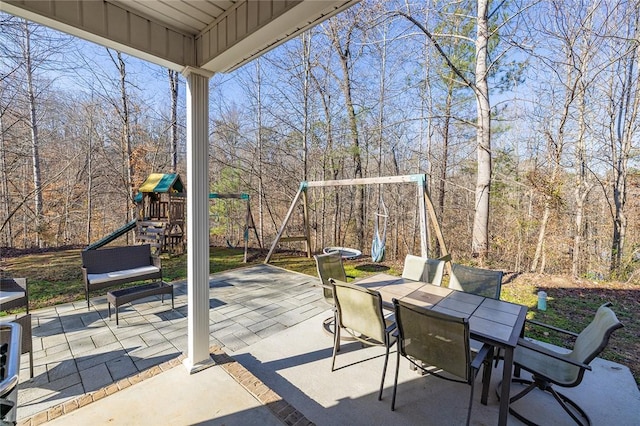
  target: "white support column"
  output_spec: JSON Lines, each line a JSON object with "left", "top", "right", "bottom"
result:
{"left": 183, "top": 67, "right": 214, "bottom": 373}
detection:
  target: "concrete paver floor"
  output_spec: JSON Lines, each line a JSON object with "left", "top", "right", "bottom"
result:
{"left": 10, "top": 264, "right": 640, "bottom": 425}
{"left": 15, "top": 264, "right": 324, "bottom": 423}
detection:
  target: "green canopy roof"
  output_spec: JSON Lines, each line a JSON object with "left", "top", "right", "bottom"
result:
{"left": 135, "top": 173, "right": 184, "bottom": 202}
{"left": 139, "top": 173, "right": 184, "bottom": 193}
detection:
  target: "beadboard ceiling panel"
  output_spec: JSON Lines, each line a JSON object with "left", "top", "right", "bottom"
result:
{"left": 1, "top": 0, "right": 359, "bottom": 72}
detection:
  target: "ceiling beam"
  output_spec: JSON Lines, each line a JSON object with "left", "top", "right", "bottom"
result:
{"left": 200, "top": 0, "right": 357, "bottom": 72}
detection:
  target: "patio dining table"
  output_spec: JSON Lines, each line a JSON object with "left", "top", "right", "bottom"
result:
{"left": 355, "top": 273, "right": 528, "bottom": 426}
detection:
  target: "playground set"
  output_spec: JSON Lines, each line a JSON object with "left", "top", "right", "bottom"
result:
{"left": 85, "top": 173, "right": 260, "bottom": 261}
{"left": 135, "top": 173, "right": 187, "bottom": 255}
{"left": 85, "top": 173, "right": 186, "bottom": 255}
{"left": 85, "top": 173, "right": 445, "bottom": 266}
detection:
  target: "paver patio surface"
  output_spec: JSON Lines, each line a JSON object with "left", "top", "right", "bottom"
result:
{"left": 10, "top": 264, "right": 640, "bottom": 425}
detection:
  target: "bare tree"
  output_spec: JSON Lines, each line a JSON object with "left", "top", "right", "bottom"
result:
{"left": 607, "top": 4, "right": 640, "bottom": 274}
{"left": 107, "top": 50, "right": 135, "bottom": 232}
{"left": 325, "top": 8, "right": 367, "bottom": 248}
{"left": 21, "top": 20, "right": 45, "bottom": 247}
{"left": 526, "top": 1, "right": 607, "bottom": 274}
{"left": 168, "top": 69, "right": 179, "bottom": 173}
{"left": 255, "top": 59, "right": 265, "bottom": 245}
{"left": 396, "top": 0, "right": 504, "bottom": 261}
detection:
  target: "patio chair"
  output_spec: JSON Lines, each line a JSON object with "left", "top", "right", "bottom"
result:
{"left": 314, "top": 252, "right": 348, "bottom": 335}
{"left": 1, "top": 278, "right": 33, "bottom": 378}
{"left": 330, "top": 279, "right": 396, "bottom": 400}
{"left": 449, "top": 264, "right": 504, "bottom": 367}
{"left": 390, "top": 298, "right": 491, "bottom": 425}
{"left": 448, "top": 263, "right": 503, "bottom": 299}
{"left": 505, "top": 302, "right": 623, "bottom": 426}
{"left": 401, "top": 254, "right": 447, "bottom": 286}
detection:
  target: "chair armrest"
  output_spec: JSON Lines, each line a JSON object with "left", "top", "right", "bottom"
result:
{"left": 517, "top": 338, "right": 592, "bottom": 371}
{"left": 317, "top": 282, "right": 332, "bottom": 291}
{"left": 526, "top": 319, "right": 579, "bottom": 338}
{"left": 384, "top": 319, "right": 397, "bottom": 335}
{"left": 471, "top": 343, "right": 492, "bottom": 370}
{"left": 438, "top": 253, "right": 452, "bottom": 262}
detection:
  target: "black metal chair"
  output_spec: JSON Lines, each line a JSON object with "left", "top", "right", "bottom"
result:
{"left": 449, "top": 263, "right": 503, "bottom": 299}
{"left": 390, "top": 298, "right": 491, "bottom": 425}
{"left": 449, "top": 263, "right": 504, "bottom": 367}
{"left": 504, "top": 302, "right": 623, "bottom": 425}
{"left": 314, "top": 252, "right": 347, "bottom": 336}
{"left": 401, "top": 254, "right": 447, "bottom": 286}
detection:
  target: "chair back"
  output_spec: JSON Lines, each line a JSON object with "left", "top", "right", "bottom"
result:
{"left": 570, "top": 303, "right": 623, "bottom": 367}
{"left": 424, "top": 258, "right": 446, "bottom": 286}
{"left": 402, "top": 255, "right": 446, "bottom": 286}
{"left": 314, "top": 252, "right": 347, "bottom": 305}
{"left": 332, "top": 280, "right": 387, "bottom": 344}
{"left": 394, "top": 299, "right": 471, "bottom": 382}
{"left": 402, "top": 254, "right": 426, "bottom": 281}
{"left": 449, "top": 264, "right": 503, "bottom": 299}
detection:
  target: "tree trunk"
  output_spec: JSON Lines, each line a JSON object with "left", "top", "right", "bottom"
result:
{"left": 0, "top": 108, "right": 12, "bottom": 247}
{"left": 23, "top": 20, "right": 44, "bottom": 248}
{"left": 570, "top": 2, "right": 598, "bottom": 277}
{"left": 302, "top": 32, "right": 311, "bottom": 183}
{"left": 472, "top": 0, "right": 491, "bottom": 261}
{"left": 531, "top": 201, "right": 551, "bottom": 272}
{"left": 439, "top": 86, "right": 453, "bottom": 220}
{"left": 331, "top": 22, "right": 365, "bottom": 248}
{"left": 610, "top": 13, "right": 639, "bottom": 273}
{"left": 86, "top": 109, "right": 93, "bottom": 246}
{"left": 255, "top": 59, "right": 265, "bottom": 247}
{"left": 114, "top": 51, "right": 134, "bottom": 237}
{"left": 168, "top": 69, "right": 179, "bottom": 173}
{"left": 312, "top": 69, "right": 340, "bottom": 247}
{"left": 572, "top": 83, "right": 592, "bottom": 277}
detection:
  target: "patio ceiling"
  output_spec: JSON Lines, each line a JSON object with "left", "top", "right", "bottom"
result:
{"left": 0, "top": 0, "right": 360, "bottom": 73}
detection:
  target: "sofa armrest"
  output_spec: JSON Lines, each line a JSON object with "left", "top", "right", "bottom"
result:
{"left": 0, "top": 278, "right": 29, "bottom": 313}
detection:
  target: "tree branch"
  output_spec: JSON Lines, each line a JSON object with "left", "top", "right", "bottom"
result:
{"left": 392, "top": 11, "right": 475, "bottom": 90}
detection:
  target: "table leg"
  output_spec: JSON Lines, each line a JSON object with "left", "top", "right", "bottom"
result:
{"left": 480, "top": 346, "right": 494, "bottom": 405}
{"left": 498, "top": 346, "right": 514, "bottom": 426}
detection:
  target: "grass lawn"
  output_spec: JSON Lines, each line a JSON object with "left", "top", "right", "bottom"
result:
{"left": 2, "top": 246, "right": 638, "bottom": 386}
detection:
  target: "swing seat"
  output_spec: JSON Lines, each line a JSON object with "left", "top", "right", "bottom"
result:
{"left": 371, "top": 232, "right": 385, "bottom": 262}
{"left": 371, "top": 197, "right": 388, "bottom": 263}
{"left": 323, "top": 247, "right": 362, "bottom": 259}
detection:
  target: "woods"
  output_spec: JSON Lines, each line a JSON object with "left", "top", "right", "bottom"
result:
{"left": 1, "top": 0, "right": 639, "bottom": 280}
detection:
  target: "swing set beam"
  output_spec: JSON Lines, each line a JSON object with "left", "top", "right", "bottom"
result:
{"left": 264, "top": 174, "right": 448, "bottom": 264}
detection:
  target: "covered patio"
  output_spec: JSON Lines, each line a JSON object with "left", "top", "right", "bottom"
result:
{"left": 13, "top": 265, "right": 640, "bottom": 425}
{"left": 0, "top": 0, "right": 362, "bottom": 373}
{"left": 2, "top": 2, "right": 639, "bottom": 425}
